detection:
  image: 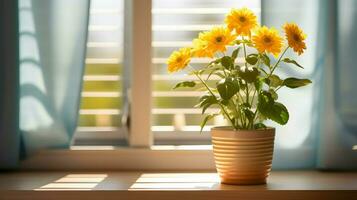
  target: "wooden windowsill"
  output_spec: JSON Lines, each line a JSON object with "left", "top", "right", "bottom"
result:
{"left": 0, "top": 171, "right": 356, "bottom": 199}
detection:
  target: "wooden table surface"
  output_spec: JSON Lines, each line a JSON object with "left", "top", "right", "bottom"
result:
{"left": 0, "top": 171, "right": 356, "bottom": 200}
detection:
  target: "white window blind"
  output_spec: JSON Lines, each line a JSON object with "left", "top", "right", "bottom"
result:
{"left": 76, "top": 0, "right": 124, "bottom": 142}
{"left": 152, "top": 0, "right": 261, "bottom": 142}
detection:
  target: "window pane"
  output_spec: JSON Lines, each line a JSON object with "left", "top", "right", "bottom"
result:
{"left": 75, "top": 0, "right": 125, "bottom": 145}
{"left": 152, "top": 0, "right": 261, "bottom": 144}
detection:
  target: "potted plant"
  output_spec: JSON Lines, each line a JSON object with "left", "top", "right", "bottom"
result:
{"left": 167, "top": 8, "right": 311, "bottom": 185}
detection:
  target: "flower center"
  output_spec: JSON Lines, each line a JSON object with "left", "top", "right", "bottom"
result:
{"left": 176, "top": 57, "right": 182, "bottom": 62}
{"left": 293, "top": 34, "right": 300, "bottom": 42}
{"left": 215, "top": 36, "right": 223, "bottom": 43}
{"left": 263, "top": 36, "right": 271, "bottom": 43}
{"left": 239, "top": 16, "right": 246, "bottom": 22}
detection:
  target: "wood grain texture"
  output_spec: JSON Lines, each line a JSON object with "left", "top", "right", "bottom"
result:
{"left": 0, "top": 171, "right": 356, "bottom": 200}
{"left": 211, "top": 128, "right": 275, "bottom": 185}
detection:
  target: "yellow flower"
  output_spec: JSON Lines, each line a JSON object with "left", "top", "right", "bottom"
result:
{"left": 167, "top": 47, "right": 191, "bottom": 73}
{"left": 199, "top": 26, "right": 236, "bottom": 55}
{"left": 283, "top": 23, "right": 307, "bottom": 55}
{"left": 252, "top": 26, "right": 283, "bottom": 56}
{"left": 225, "top": 8, "right": 258, "bottom": 36}
{"left": 192, "top": 37, "right": 214, "bottom": 58}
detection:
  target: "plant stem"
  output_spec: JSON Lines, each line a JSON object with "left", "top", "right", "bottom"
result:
{"left": 269, "top": 47, "right": 289, "bottom": 76}
{"left": 251, "top": 109, "right": 258, "bottom": 129}
{"left": 274, "top": 85, "right": 283, "bottom": 92}
{"left": 231, "top": 99, "right": 242, "bottom": 129}
{"left": 250, "top": 88, "right": 256, "bottom": 107}
{"left": 193, "top": 71, "right": 237, "bottom": 130}
{"left": 235, "top": 94, "right": 245, "bottom": 127}
{"left": 243, "top": 43, "right": 248, "bottom": 68}
{"left": 245, "top": 84, "right": 250, "bottom": 106}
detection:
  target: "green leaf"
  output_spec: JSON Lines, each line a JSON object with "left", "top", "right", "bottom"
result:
{"left": 220, "top": 99, "right": 230, "bottom": 106}
{"left": 207, "top": 58, "right": 221, "bottom": 67}
{"left": 200, "top": 114, "right": 218, "bottom": 133}
{"left": 216, "top": 77, "right": 239, "bottom": 100}
{"left": 221, "top": 56, "right": 233, "bottom": 70}
{"left": 241, "top": 102, "right": 251, "bottom": 108}
{"left": 213, "top": 72, "right": 225, "bottom": 79}
{"left": 246, "top": 54, "right": 258, "bottom": 65}
{"left": 235, "top": 39, "right": 252, "bottom": 46}
{"left": 196, "top": 94, "right": 218, "bottom": 114}
{"left": 226, "top": 100, "right": 239, "bottom": 117}
{"left": 201, "top": 103, "right": 213, "bottom": 114}
{"left": 239, "top": 67, "right": 260, "bottom": 83}
{"left": 231, "top": 47, "right": 241, "bottom": 60}
{"left": 282, "top": 58, "right": 304, "bottom": 69}
{"left": 268, "top": 75, "right": 283, "bottom": 88}
{"left": 242, "top": 107, "right": 255, "bottom": 121}
{"left": 254, "top": 123, "right": 267, "bottom": 129}
{"left": 254, "top": 78, "right": 264, "bottom": 91}
{"left": 270, "top": 102, "right": 289, "bottom": 125}
{"left": 173, "top": 81, "right": 196, "bottom": 89}
{"left": 258, "top": 91, "right": 274, "bottom": 108}
{"left": 269, "top": 89, "right": 278, "bottom": 100}
{"left": 206, "top": 66, "right": 222, "bottom": 81}
{"left": 257, "top": 91, "right": 289, "bottom": 125}
{"left": 283, "top": 77, "right": 312, "bottom": 88}
{"left": 261, "top": 54, "right": 270, "bottom": 67}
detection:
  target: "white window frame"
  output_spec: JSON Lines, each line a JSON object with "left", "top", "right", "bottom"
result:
{"left": 75, "top": 0, "right": 214, "bottom": 146}
{"left": 126, "top": 0, "right": 153, "bottom": 147}
{"left": 75, "top": 0, "right": 263, "bottom": 146}
{"left": 21, "top": 0, "right": 261, "bottom": 170}
{"left": 74, "top": 0, "right": 154, "bottom": 146}
{"left": 21, "top": 0, "right": 215, "bottom": 170}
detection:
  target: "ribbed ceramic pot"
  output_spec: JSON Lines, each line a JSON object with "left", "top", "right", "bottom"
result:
{"left": 211, "top": 126, "right": 275, "bottom": 185}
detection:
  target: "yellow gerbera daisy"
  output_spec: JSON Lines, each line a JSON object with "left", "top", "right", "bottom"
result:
{"left": 167, "top": 47, "right": 191, "bottom": 73}
{"left": 199, "top": 26, "right": 236, "bottom": 55}
{"left": 192, "top": 37, "right": 214, "bottom": 58}
{"left": 225, "top": 8, "right": 258, "bottom": 36}
{"left": 252, "top": 26, "right": 283, "bottom": 56}
{"left": 283, "top": 23, "right": 307, "bottom": 55}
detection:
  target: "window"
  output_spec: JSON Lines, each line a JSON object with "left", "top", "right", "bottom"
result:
{"left": 152, "top": 0, "right": 261, "bottom": 144}
{"left": 74, "top": 0, "right": 126, "bottom": 145}
{"left": 74, "top": 0, "right": 260, "bottom": 146}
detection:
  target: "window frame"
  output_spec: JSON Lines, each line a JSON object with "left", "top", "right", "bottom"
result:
{"left": 75, "top": 0, "right": 213, "bottom": 146}
{"left": 75, "top": 0, "right": 263, "bottom": 146}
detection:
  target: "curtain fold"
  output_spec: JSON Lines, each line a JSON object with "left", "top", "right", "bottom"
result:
{"left": 0, "top": 0, "right": 20, "bottom": 169}
{"left": 0, "top": 0, "right": 90, "bottom": 169}
{"left": 263, "top": 0, "right": 357, "bottom": 169}
{"left": 0, "top": 0, "right": 89, "bottom": 169}
{"left": 18, "top": 0, "right": 90, "bottom": 156}
{"left": 317, "top": 0, "right": 357, "bottom": 169}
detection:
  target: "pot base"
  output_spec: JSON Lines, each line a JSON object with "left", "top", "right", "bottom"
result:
{"left": 221, "top": 178, "right": 267, "bottom": 185}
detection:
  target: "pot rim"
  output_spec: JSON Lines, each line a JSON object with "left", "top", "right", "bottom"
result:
{"left": 211, "top": 126, "right": 275, "bottom": 132}
{"left": 211, "top": 126, "right": 275, "bottom": 138}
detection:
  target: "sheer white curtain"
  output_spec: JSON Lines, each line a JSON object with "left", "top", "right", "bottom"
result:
{"left": 316, "top": 0, "right": 357, "bottom": 169}
{"left": 19, "top": 0, "right": 90, "bottom": 155}
{"left": 263, "top": 0, "right": 357, "bottom": 169}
